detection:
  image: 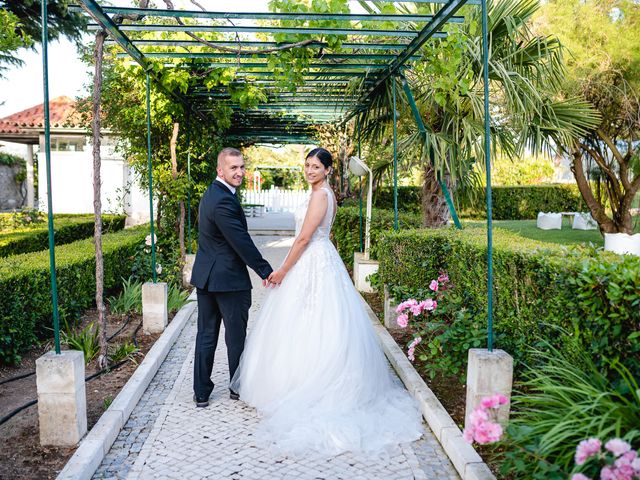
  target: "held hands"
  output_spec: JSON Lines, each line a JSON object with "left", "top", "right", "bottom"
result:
{"left": 266, "top": 268, "right": 287, "bottom": 286}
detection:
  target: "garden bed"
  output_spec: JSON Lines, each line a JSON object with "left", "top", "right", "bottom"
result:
{"left": 0, "top": 308, "right": 176, "bottom": 480}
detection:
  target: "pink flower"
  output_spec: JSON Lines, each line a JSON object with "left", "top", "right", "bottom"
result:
{"left": 570, "top": 474, "right": 591, "bottom": 480}
{"left": 600, "top": 466, "right": 616, "bottom": 480}
{"left": 632, "top": 457, "right": 640, "bottom": 473}
{"left": 408, "top": 336, "right": 422, "bottom": 349}
{"left": 396, "top": 314, "right": 409, "bottom": 328}
{"left": 429, "top": 280, "right": 439, "bottom": 291}
{"left": 613, "top": 451, "right": 638, "bottom": 480}
{"left": 469, "top": 408, "right": 489, "bottom": 423}
{"left": 438, "top": 273, "right": 449, "bottom": 284}
{"left": 407, "top": 347, "right": 415, "bottom": 362}
{"left": 575, "top": 438, "right": 602, "bottom": 465}
{"left": 480, "top": 394, "right": 509, "bottom": 409}
{"left": 471, "top": 419, "right": 502, "bottom": 445}
{"left": 419, "top": 298, "right": 436, "bottom": 312}
{"left": 410, "top": 304, "right": 422, "bottom": 316}
{"left": 396, "top": 299, "right": 418, "bottom": 313}
{"left": 605, "top": 439, "right": 632, "bottom": 457}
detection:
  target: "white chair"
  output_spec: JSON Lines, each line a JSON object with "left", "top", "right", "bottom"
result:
{"left": 604, "top": 233, "right": 640, "bottom": 256}
{"left": 537, "top": 212, "right": 562, "bottom": 230}
{"left": 572, "top": 212, "right": 598, "bottom": 230}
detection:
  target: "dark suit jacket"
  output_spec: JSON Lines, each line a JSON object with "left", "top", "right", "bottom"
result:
{"left": 190, "top": 180, "right": 273, "bottom": 291}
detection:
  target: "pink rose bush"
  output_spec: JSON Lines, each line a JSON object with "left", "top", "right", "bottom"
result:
{"left": 571, "top": 437, "right": 640, "bottom": 480}
{"left": 395, "top": 273, "right": 450, "bottom": 362}
{"left": 463, "top": 394, "right": 508, "bottom": 445}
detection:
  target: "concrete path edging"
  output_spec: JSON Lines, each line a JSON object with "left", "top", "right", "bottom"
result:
{"left": 361, "top": 297, "right": 496, "bottom": 480}
{"left": 56, "top": 291, "right": 198, "bottom": 480}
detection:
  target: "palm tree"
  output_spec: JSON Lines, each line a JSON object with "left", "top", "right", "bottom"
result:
{"left": 349, "top": 0, "right": 600, "bottom": 227}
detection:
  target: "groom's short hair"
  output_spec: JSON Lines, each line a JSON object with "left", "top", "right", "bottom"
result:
{"left": 218, "top": 147, "right": 243, "bottom": 166}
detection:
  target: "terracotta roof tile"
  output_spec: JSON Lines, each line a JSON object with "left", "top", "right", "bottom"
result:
{"left": 0, "top": 96, "right": 83, "bottom": 135}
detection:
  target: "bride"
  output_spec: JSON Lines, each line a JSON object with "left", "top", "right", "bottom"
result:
{"left": 230, "top": 147, "right": 423, "bottom": 456}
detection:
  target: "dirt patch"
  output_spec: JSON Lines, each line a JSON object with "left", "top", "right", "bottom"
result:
{"left": 0, "top": 310, "right": 170, "bottom": 480}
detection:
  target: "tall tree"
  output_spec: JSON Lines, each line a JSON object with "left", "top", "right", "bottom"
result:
{"left": 535, "top": 0, "right": 640, "bottom": 234}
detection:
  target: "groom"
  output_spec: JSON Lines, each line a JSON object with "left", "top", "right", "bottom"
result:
{"left": 190, "top": 147, "right": 273, "bottom": 408}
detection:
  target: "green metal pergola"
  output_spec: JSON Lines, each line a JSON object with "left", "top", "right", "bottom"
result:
{"left": 40, "top": 0, "right": 495, "bottom": 354}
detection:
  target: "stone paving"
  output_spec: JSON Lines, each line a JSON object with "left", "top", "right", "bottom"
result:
{"left": 93, "top": 236, "right": 459, "bottom": 480}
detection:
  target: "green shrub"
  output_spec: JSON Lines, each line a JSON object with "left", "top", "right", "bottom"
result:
{"left": 62, "top": 321, "right": 100, "bottom": 364}
{"left": 458, "top": 184, "right": 585, "bottom": 220}
{"left": 0, "top": 215, "right": 125, "bottom": 257}
{"left": 499, "top": 344, "right": 640, "bottom": 479}
{"left": 372, "top": 186, "right": 423, "bottom": 213}
{"left": 359, "top": 184, "right": 585, "bottom": 220}
{"left": 378, "top": 227, "right": 640, "bottom": 381}
{"left": 107, "top": 276, "right": 143, "bottom": 315}
{"left": 0, "top": 227, "right": 146, "bottom": 365}
{"left": 332, "top": 207, "right": 421, "bottom": 269}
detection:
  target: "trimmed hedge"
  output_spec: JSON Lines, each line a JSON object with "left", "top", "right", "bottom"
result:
{"left": 377, "top": 227, "right": 640, "bottom": 379}
{"left": 0, "top": 226, "right": 146, "bottom": 365}
{"left": 333, "top": 207, "right": 421, "bottom": 269}
{"left": 0, "top": 215, "right": 126, "bottom": 257}
{"left": 369, "top": 184, "right": 585, "bottom": 220}
{"left": 458, "top": 184, "right": 585, "bottom": 220}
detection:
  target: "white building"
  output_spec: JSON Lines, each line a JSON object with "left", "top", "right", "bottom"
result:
{"left": 0, "top": 96, "right": 150, "bottom": 223}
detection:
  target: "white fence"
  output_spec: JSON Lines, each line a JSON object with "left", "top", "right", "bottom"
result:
{"left": 243, "top": 188, "right": 309, "bottom": 213}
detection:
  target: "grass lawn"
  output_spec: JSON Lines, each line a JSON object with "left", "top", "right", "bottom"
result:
{"left": 463, "top": 218, "right": 640, "bottom": 246}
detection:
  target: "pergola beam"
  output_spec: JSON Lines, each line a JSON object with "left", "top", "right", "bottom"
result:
{"left": 106, "top": 39, "right": 413, "bottom": 51}
{"left": 92, "top": 23, "right": 445, "bottom": 38}
{"left": 90, "top": 6, "right": 464, "bottom": 23}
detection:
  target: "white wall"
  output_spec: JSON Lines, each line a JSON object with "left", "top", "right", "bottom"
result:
{"left": 37, "top": 146, "right": 150, "bottom": 220}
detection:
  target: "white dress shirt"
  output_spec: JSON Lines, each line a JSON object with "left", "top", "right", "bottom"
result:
{"left": 215, "top": 176, "right": 236, "bottom": 194}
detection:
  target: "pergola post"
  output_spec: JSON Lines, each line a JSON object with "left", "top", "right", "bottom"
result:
{"left": 392, "top": 76, "right": 399, "bottom": 232}
{"left": 41, "top": 0, "right": 60, "bottom": 354}
{"left": 145, "top": 71, "right": 158, "bottom": 283}
{"left": 36, "top": 0, "right": 87, "bottom": 447}
{"left": 481, "top": 0, "right": 494, "bottom": 351}
{"left": 186, "top": 109, "right": 192, "bottom": 255}
{"left": 464, "top": 0, "right": 513, "bottom": 434}
{"left": 357, "top": 117, "right": 363, "bottom": 253}
{"left": 143, "top": 72, "right": 167, "bottom": 334}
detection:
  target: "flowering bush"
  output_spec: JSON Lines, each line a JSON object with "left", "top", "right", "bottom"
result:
{"left": 463, "top": 394, "right": 509, "bottom": 445}
{"left": 393, "top": 272, "right": 485, "bottom": 381}
{"left": 571, "top": 437, "right": 640, "bottom": 480}
{"left": 395, "top": 273, "right": 447, "bottom": 357}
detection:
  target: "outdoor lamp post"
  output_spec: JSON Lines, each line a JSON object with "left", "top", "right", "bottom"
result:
{"left": 348, "top": 156, "right": 372, "bottom": 259}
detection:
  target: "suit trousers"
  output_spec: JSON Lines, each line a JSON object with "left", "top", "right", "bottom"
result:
{"left": 193, "top": 288, "right": 252, "bottom": 399}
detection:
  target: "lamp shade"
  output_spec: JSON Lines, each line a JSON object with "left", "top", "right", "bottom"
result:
{"left": 348, "top": 156, "right": 369, "bottom": 177}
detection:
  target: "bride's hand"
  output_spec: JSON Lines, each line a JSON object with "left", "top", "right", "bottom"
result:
{"left": 268, "top": 269, "right": 287, "bottom": 286}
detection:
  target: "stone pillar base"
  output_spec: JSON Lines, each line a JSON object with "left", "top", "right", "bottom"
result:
{"left": 384, "top": 285, "right": 400, "bottom": 329}
{"left": 465, "top": 348, "right": 513, "bottom": 429}
{"left": 142, "top": 282, "right": 168, "bottom": 334}
{"left": 182, "top": 254, "right": 196, "bottom": 288}
{"left": 36, "top": 350, "right": 87, "bottom": 446}
{"left": 353, "top": 252, "right": 379, "bottom": 293}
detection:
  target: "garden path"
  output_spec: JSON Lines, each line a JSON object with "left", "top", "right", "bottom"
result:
{"left": 92, "top": 236, "right": 458, "bottom": 480}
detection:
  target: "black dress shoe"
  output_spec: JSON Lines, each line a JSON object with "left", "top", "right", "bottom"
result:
{"left": 229, "top": 389, "right": 240, "bottom": 401}
{"left": 193, "top": 394, "right": 209, "bottom": 408}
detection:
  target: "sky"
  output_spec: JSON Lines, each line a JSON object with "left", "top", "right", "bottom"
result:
{"left": 0, "top": 0, "right": 366, "bottom": 118}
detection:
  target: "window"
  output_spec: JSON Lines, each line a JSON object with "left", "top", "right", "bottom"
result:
{"left": 51, "top": 136, "right": 86, "bottom": 152}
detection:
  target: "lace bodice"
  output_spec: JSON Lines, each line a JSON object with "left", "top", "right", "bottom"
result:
{"left": 294, "top": 186, "right": 335, "bottom": 241}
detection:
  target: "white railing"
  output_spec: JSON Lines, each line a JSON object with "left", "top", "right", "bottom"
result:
{"left": 243, "top": 188, "right": 309, "bottom": 213}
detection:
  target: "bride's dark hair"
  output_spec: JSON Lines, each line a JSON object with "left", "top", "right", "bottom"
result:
{"left": 307, "top": 147, "right": 333, "bottom": 169}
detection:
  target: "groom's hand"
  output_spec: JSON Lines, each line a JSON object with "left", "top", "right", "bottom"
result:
{"left": 267, "top": 269, "right": 286, "bottom": 285}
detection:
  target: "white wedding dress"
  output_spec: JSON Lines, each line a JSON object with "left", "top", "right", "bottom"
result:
{"left": 230, "top": 185, "right": 423, "bottom": 456}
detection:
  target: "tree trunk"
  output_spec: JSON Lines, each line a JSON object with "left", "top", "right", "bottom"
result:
{"left": 570, "top": 147, "right": 632, "bottom": 234}
{"left": 422, "top": 164, "right": 450, "bottom": 228}
{"left": 169, "top": 123, "right": 185, "bottom": 265}
{"left": 92, "top": 30, "right": 108, "bottom": 369}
